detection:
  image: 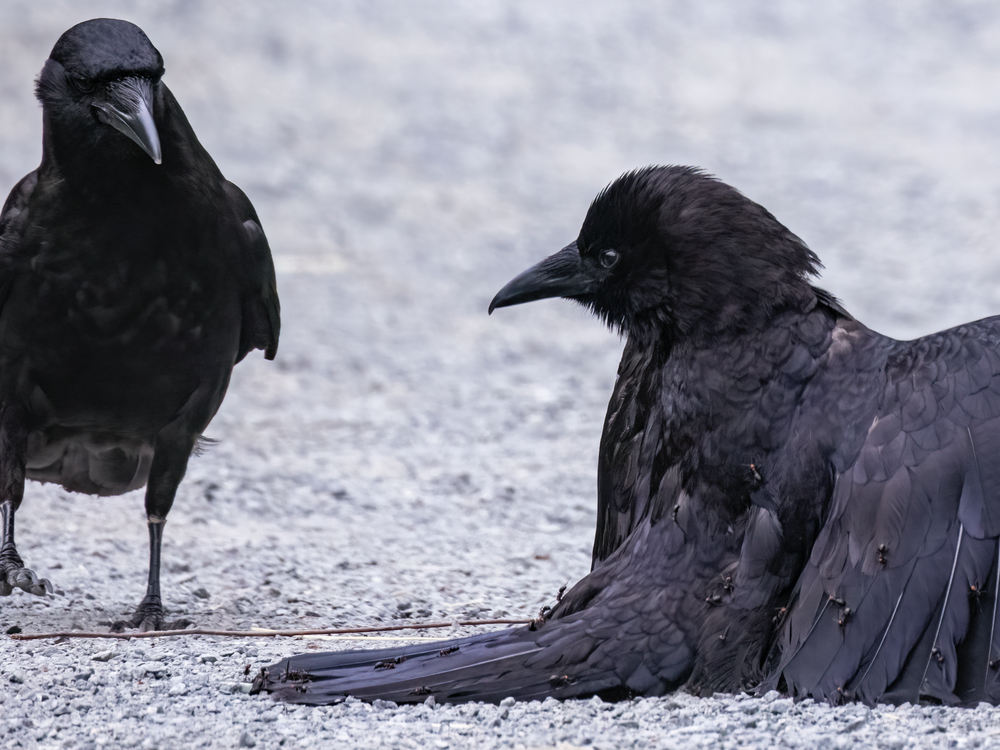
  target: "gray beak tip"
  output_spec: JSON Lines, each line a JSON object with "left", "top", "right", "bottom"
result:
{"left": 95, "top": 77, "right": 162, "bottom": 165}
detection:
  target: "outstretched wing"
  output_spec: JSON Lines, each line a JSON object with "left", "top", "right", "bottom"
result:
{"left": 771, "top": 318, "right": 1000, "bottom": 705}
{"left": 222, "top": 181, "right": 280, "bottom": 362}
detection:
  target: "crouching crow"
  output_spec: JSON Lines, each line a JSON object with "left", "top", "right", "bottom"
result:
{"left": 257, "top": 165, "right": 1000, "bottom": 706}
{"left": 0, "top": 19, "right": 279, "bottom": 630}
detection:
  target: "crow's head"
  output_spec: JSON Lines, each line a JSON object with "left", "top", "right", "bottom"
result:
{"left": 35, "top": 19, "right": 165, "bottom": 166}
{"left": 490, "top": 166, "right": 824, "bottom": 342}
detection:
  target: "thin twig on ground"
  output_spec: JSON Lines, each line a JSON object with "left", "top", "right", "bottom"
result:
{"left": 8, "top": 618, "right": 532, "bottom": 641}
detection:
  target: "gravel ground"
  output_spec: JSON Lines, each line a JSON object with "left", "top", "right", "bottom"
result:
{"left": 3, "top": 2, "right": 1000, "bottom": 748}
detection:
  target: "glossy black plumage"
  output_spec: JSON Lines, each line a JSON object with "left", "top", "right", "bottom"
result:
{"left": 0, "top": 19, "right": 279, "bottom": 630}
{"left": 258, "top": 166, "right": 1000, "bottom": 706}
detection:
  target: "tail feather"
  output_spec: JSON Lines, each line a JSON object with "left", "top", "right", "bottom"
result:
{"left": 256, "top": 624, "right": 622, "bottom": 705}
{"left": 258, "top": 519, "right": 707, "bottom": 706}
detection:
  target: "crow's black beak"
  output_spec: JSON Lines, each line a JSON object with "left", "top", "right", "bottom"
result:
{"left": 93, "top": 76, "right": 162, "bottom": 164}
{"left": 489, "top": 242, "right": 596, "bottom": 314}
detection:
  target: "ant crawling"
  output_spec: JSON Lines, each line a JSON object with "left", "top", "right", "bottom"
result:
{"left": 838, "top": 606, "right": 851, "bottom": 627}
{"left": 970, "top": 582, "right": 987, "bottom": 613}
{"left": 374, "top": 655, "right": 406, "bottom": 671}
{"left": 772, "top": 606, "right": 788, "bottom": 626}
{"left": 529, "top": 605, "right": 552, "bottom": 631}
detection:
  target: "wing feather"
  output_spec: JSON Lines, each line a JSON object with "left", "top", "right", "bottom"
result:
{"left": 773, "top": 318, "right": 1000, "bottom": 705}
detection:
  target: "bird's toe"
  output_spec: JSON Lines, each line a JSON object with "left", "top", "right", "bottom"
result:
{"left": 0, "top": 564, "right": 51, "bottom": 597}
{"left": 109, "top": 597, "right": 193, "bottom": 632}
{"left": 22, "top": 575, "right": 52, "bottom": 597}
{"left": 137, "top": 614, "right": 163, "bottom": 633}
{"left": 130, "top": 614, "right": 193, "bottom": 633}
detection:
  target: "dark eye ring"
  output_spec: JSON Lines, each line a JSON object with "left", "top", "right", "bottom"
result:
{"left": 70, "top": 77, "right": 97, "bottom": 95}
{"left": 599, "top": 249, "right": 620, "bottom": 269}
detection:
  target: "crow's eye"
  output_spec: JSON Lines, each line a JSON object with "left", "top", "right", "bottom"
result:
{"left": 70, "top": 77, "right": 97, "bottom": 95}
{"left": 599, "top": 249, "right": 620, "bottom": 269}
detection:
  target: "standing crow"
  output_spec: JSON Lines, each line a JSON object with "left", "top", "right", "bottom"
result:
{"left": 257, "top": 166, "right": 1000, "bottom": 706}
{"left": 0, "top": 19, "right": 279, "bottom": 630}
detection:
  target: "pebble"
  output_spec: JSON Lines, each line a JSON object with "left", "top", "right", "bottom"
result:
{"left": 134, "top": 662, "right": 168, "bottom": 679}
{"left": 168, "top": 678, "right": 188, "bottom": 696}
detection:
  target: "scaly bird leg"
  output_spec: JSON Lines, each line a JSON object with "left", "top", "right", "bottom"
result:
{"left": 0, "top": 498, "right": 51, "bottom": 596}
{"left": 110, "top": 435, "right": 194, "bottom": 632}
{"left": 0, "top": 405, "right": 50, "bottom": 597}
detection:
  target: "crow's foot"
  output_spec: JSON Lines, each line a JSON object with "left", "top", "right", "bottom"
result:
{"left": 0, "top": 548, "right": 51, "bottom": 597}
{"left": 109, "top": 595, "right": 193, "bottom": 632}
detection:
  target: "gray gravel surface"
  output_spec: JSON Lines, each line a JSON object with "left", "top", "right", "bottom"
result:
{"left": 3, "top": 1, "right": 1000, "bottom": 748}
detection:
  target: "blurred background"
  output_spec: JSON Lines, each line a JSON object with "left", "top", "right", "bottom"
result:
{"left": 2, "top": 0, "right": 1000, "bottom": 640}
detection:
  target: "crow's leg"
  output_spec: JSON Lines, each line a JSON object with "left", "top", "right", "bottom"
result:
{"left": 0, "top": 406, "right": 49, "bottom": 597}
{"left": 1, "top": 499, "right": 51, "bottom": 596}
{"left": 111, "top": 434, "right": 194, "bottom": 632}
